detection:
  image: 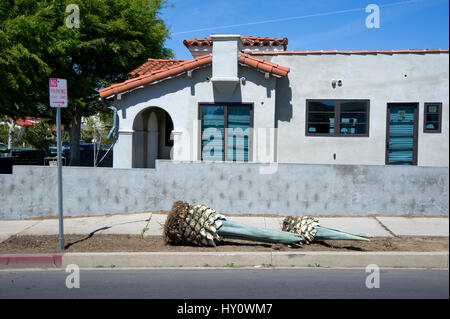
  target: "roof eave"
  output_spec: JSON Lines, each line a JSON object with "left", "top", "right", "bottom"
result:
{"left": 100, "top": 63, "right": 212, "bottom": 100}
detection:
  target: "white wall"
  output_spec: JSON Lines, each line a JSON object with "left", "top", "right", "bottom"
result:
{"left": 112, "top": 65, "right": 277, "bottom": 167}
{"left": 112, "top": 52, "right": 448, "bottom": 168}
{"left": 269, "top": 53, "right": 449, "bottom": 167}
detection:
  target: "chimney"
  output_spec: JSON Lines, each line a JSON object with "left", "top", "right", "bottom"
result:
{"left": 211, "top": 34, "right": 242, "bottom": 94}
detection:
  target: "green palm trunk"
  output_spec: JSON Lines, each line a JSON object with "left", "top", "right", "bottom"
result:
{"left": 219, "top": 220, "right": 303, "bottom": 245}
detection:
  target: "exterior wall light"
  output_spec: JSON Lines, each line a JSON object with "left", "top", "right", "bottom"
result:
{"left": 331, "top": 79, "right": 342, "bottom": 88}
{"left": 331, "top": 79, "right": 337, "bottom": 88}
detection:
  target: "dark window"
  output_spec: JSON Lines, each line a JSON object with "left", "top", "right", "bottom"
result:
{"left": 201, "top": 105, "right": 225, "bottom": 161}
{"left": 423, "top": 103, "right": 442, "bottom": 133}
{"left": 306, "top": 100, "right": 369, "bottom": 137}
{"left": 200, "top": 104, "right": 252, "bottom": 162}
{"left": 165, "top": 112, "right": 174, "bottom": 146}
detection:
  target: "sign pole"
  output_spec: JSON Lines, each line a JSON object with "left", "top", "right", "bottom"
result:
{"left": 50, "top": 78, "right": 67, "bottom": 251}
{"left": 57, "top": 106, "right": 64, "bottom": 251}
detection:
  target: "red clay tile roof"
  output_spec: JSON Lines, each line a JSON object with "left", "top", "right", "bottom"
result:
{"left": 127, "top": 58, "right": 186, "bottom": 79}
{"left": 99, "top": 53, "right": 290, "bottom": 99}
{"left": 239, "top": 53, "right": 290, "bottom": 77}
{"left": 9, "top": 117, "right": 41, "bottom": 127}
{"left": 184, "top": 36, "right": 288, "bottom": 50}
{"left": 99, "top": 55, "right": 212, "bottom": 99}
{"left": 248, "top": 49, "right": 449, "bottom": 55}
{"left": 100, "top": 47, "right": 447, "bottom": 99}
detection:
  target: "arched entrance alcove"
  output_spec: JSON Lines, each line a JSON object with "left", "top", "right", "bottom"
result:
{"left": 132, "top": 107, "right": 174, "bottom": 168}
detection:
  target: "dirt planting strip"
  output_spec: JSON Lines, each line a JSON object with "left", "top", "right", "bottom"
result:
{"left": 0, "top": 234, "right": 448, "bottom": 254}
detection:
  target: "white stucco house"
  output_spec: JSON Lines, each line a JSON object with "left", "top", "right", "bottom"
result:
{"left": 100, "top": 34, "right": 449, "bottom": 169}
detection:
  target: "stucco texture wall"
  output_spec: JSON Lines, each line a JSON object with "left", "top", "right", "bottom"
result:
{"left": 0, "top": 162, "right": 447, "bottom": 219}
{"left": 113, "top": 65, "right": 278, "bottom": 167}
{"left": 112, "top": 52, "right": 448, "bottom": 168}
{"left": 270, "top": 53, "right": 449, "bottom": 167}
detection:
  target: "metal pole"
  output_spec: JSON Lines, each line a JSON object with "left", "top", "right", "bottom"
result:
{"left": 7, "top": 120, "right": 14, "bottom": 149}
{"left": 57, "top": 107, "right": 64, "bottom": 250}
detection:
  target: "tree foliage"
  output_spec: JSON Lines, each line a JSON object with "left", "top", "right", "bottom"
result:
{"left": 22, "top": 119, "right": 58, "bottom": 156}
{"left": 0, "top": 0, "right": 173, "bottom": 164}
{"left": 81, "top": 111, "right": 113, "bottom": 145}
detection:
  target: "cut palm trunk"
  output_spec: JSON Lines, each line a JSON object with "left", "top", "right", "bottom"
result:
{"left": 282, "top": 216, "right": 370, "bottom": 244}
{"left": 164, "top": 201, "right": 303, "bottom": 247}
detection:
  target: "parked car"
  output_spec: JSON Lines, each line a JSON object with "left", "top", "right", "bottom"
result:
{"left": 49, "top": 141, "right": 92, "bottom": 155}
{"left": 47, "top": 141, "right": 113, "bottom": 167}
{"left": 0, "top": 142, "right": 9, "bottom": 158}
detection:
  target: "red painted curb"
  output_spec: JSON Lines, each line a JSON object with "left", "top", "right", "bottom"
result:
{"left": 0, "top": 253, "right": 64, "bottom": 268}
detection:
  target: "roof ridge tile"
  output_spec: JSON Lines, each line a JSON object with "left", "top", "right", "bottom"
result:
{"left": 184, "top": 36, "right": 288, "bottom": 50}
{"left": 248, "top": 49, "right": 449, "bottom": 55}
{"left": 238, "top": 53, "right": 290, "bottom": 77}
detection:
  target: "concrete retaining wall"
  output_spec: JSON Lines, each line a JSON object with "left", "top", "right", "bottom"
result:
{"left": 0, "top": 161, "right": 448, "bottom": 219}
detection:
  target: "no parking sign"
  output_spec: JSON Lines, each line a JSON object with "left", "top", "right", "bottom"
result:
{"left": 49, "top": 78, "right": 68, "bottom": 108}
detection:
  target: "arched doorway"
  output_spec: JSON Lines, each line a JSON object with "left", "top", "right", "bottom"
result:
{"left": 132, "top": 107, "right": 174, "bottom": 168}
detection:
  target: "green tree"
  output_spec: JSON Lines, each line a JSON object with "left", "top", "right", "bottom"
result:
{"left": 0, "top": 0, "right": 52, "bottom": 120}
{"left": 22, "top": 119, "right": 58, "bottom": 156}
{"left": 0, "top": 0, "right": 173, "bottom": 165}
{"left": 81, "top": 111, "right": 113, "bottom": 146}
{"left": 81, "top": 110, "right": 113, "bottom": 166}
{"left": 0, "top": 123, "right": 8, "bottom": 145}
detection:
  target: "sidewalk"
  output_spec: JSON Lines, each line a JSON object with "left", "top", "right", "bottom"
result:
{"left": 0, "top": 213, "right": 448, "bottom": 241}
{"left": 0, "top": 213, "right": 448, "bottom": 269}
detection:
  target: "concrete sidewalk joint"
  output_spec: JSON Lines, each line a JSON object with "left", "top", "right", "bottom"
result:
{"left": 374, "top": 218, "right": 397, "bottom": 237}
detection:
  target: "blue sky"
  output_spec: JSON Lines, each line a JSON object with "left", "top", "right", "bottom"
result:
{"left": 160, "top": 0, "right": 449, "bottom": 59}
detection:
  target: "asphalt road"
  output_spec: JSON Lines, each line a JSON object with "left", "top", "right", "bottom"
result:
{"left": 0, "top": 268, "right": 448, "bottom": 299}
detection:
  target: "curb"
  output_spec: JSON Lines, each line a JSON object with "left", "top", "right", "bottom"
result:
{"left": 1, "top": 251, "right": 447, "bottom": 269}
{"left": 0, "top": 253, "right": 63, "bottom": 268}
{"left": 61, "top": 251, "right": 448, "bottom": 269}
{"left": 270, "top": 251, "right": 449, "bottom": 268}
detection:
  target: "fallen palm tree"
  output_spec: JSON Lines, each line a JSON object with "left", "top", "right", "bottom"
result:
{"left": 164, "top": 201, "right": 303, "bottom": 247}
{"left": 164, "top": 201, "right": 370, "bottom": 247}
{"left": 282, "top": 216, "right": 370, "bottom": 243}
